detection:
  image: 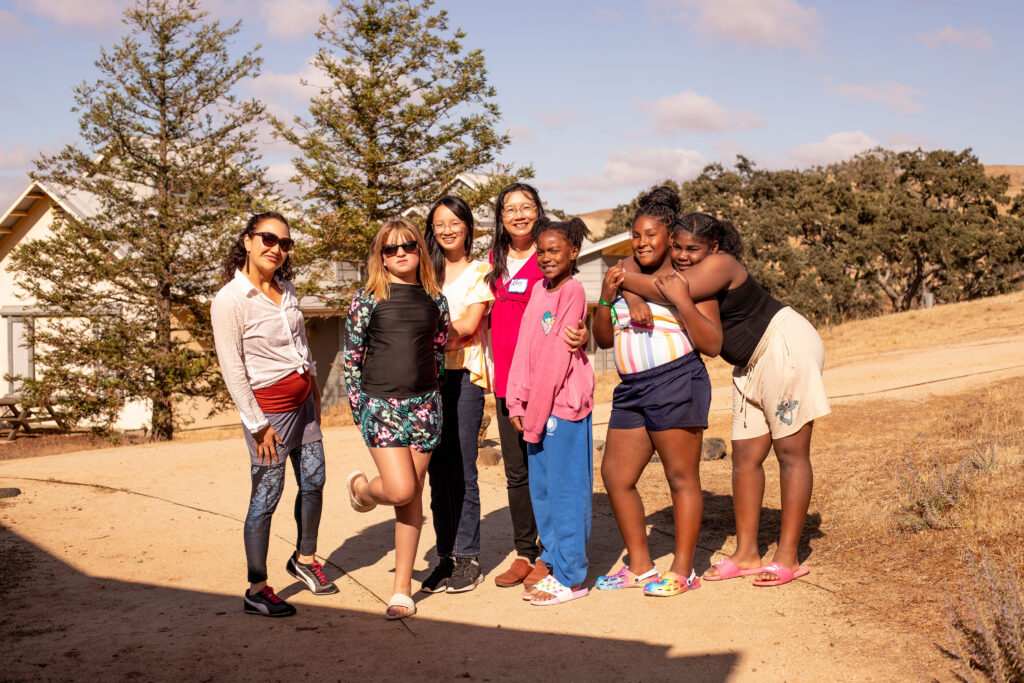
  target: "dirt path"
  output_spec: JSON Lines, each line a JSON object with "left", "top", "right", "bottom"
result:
{"left": 2, "top": 334, "right": 1021, "bottom": 680}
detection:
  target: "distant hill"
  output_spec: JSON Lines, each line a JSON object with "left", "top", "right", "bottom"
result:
{"left": 578, "top": 208, "right": 613, "bottom": 238}
{"left": 985, "top": 164, "right": 1024, "bottom": 200}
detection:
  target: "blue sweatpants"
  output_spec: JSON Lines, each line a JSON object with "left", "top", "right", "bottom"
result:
{"left": 527, "top": 414, "right": 593, "bottom": 588}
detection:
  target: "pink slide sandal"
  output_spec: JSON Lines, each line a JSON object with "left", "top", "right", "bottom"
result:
{"left": 702, "top": 557, "right": 764, "bottom": 581}
{"left": 752, "top": 562, "right": 810, "bottom": 587}
{"left": 529, "top": 575, "right": 589, "bottom": 606}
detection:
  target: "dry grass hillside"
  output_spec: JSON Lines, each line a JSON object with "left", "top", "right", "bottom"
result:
{"left": 986, "top": 164, "right": 1024, "bottom": 200}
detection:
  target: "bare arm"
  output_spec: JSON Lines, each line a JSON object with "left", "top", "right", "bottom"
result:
{"left": 674, "top": 253, "right": 745, "bottom": 300}
{"left": 620, "top": 257, "right": 671, "bottom": 306}
{"left": 654, "top": 271, "right": 722, "bottom": 357}
{"left": 447, "top": 301, "right": 488, "bottom": 343}
{"left": 593, "top": 263, "right": 621, "bottom": 349}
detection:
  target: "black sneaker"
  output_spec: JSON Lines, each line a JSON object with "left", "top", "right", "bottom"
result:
{"left": 420, "top": 556, "right": 455, "bottom": 593}
{"left": 243, "top": 586, "right": 296, "bottom": 617}
{"left": 286, "top": 553, "right": 339, "bottom": 595}
{"left": 447, "top": 558, "right": 483, "bottom": 593}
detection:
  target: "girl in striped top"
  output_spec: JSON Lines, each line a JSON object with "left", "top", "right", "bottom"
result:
{"left": 592, "top": 187, "right": 722, "bottom": 598}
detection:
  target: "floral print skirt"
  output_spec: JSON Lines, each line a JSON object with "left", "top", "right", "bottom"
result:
{"left": 357, "top": 390, "right": 442, "bottom": 453}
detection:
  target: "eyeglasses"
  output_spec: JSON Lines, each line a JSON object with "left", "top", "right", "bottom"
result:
{"left": 432, "top": 220, "right": 465, "bottom": 233}
{"left": 502, "top": 203, "right": 537, "bottom": 218}
{"left": 381, "top": 240, "right": 419, "bottom": 257}
{"left": 251, "top": 231, "right": 294, "bottom": 252}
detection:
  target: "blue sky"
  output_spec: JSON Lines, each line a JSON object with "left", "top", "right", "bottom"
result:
{"left": 2, "top": 0, "right": 1022, "bottom": 213}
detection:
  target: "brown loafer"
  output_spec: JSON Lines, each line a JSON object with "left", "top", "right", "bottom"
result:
{"left": 524, "top": 560, "right": 549, "bottom": 589}
{"left": 494, "top": 557, "right": 533, "bottom": 587}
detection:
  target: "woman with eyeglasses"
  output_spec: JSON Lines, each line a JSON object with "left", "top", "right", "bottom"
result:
{"left": 419, "top": 196, "right": 494, "bottom": 594}
{"left": 211, "top": 211, "right": 336, "bottom": 619}
{"left": 344, "top": 218, "right": 450, "bottom": 619}
{"left": 486, "top": 183, "right": 589, "bottom": 590}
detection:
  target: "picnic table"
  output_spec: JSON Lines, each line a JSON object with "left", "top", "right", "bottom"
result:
{"left": 0, "top": 395, "right": 65, "bottom": 440}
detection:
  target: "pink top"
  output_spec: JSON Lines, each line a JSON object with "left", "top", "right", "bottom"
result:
{"left": 506, "top": 279, "right": 595, "bottom": 443}
{"left": 489, "top": 250, "right": 545, "bottom": 398}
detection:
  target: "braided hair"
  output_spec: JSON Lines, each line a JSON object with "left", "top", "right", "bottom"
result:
{"left": 673, "top": 212, "right": 744, "bottom": 261}
{"left": 221, "top": 211, "right": 293, "bottom": 284}
{"left": 533, "top": 216, "right": 591, "bottom": 275}
{"left": 633, "top": 186, "right": 681, "bottom": 229}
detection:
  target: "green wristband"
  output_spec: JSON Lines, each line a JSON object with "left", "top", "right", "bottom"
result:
{"left": 599, "top": 297, "right": 614, "bottom": 307}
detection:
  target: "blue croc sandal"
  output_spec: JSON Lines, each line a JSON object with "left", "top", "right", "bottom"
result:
{"left": 595, "top": 565, "right": 660, "bottom": 590}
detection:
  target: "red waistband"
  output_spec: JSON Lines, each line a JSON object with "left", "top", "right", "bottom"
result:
{"left": 253, "top": 371, "right": 312, "bottom": 414}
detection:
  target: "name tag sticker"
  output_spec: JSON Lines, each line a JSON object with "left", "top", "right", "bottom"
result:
{"left": 508, "top": 278, "right": 528, "bottom": 294}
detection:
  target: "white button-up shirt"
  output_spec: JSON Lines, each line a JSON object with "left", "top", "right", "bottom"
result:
{"left": 211, "top": 270, "right": 316, "bottom": 433}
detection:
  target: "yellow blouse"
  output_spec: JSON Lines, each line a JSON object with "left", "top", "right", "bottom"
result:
{"left": 443, "top": 260, "right": 494, "bottom": 391}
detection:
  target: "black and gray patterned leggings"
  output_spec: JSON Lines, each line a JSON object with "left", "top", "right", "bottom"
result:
{"left": 243, "top": 440, "right": 326, "bottom": 584}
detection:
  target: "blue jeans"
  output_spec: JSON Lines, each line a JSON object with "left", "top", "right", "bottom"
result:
{"left": 527, "top": 414, "right": 593, "bottom": 587}
{"left": 243, "top": 439, "right": 326, "bottom": 584}
{"left": 428, "top": 370, "right": 483, "bottom": 558}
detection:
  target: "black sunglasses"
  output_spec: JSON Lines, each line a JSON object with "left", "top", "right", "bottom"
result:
{"left": 251, "top": 231, "right": 294, "bottom": 253}
{"left": 381, "top": 240, "right": 419, "bottom": 257}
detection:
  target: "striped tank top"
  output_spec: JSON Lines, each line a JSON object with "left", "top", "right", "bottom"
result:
{"left": 611, "top": 295, "right": 696, "bottom": 375}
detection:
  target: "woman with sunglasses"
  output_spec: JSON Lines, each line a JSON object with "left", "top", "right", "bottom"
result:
{"left": 212, "top": 211, "right": 336, "bottom": 619}
{"left": 487, "top": 183, "right": 589, "bottom": 590}
{"left": 344, "top": 218, "right": 450, "bottom": 619}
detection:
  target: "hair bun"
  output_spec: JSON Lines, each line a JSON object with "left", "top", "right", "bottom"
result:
{"left": 638, "top": 186, "right": 681, "bottom": 214}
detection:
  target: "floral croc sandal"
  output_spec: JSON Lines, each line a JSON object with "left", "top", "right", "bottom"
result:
{"left": 595, "top": 565, "right": 660, "bottom": 590}
{"left": 643, "top": 570, "right": 699, "bottom": 597}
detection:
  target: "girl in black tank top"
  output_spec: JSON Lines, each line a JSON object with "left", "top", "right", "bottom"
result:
{"left": 343, "top": 218, "right": 450, "bottom": 619}
{"left": 617, "top": 212, "right": 827, "bottom": 588}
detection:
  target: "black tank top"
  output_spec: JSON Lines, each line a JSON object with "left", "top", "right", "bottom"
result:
{"left": 716, "top": 274, "right": 784, "bottom": 367}
{"left": 362, "top": 283, "right": 441, "bottom": 398}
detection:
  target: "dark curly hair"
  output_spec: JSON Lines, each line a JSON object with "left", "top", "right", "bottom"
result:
{"left": 673, "top": 212, "right": 744, "bottom": 261}
{"left": 221, "top": 211, "right": 294, "bottom": 285}
{"left": 532, "top": 216, "right": 590, "bottom": 275}
{"left": 633, "top": 186, "right": 681, "bottom": 230}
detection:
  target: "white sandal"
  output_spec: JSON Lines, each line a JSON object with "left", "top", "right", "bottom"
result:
{"left": 347, "top": 471, "right": 376, "bottom": 513}
{"left": 385, "top": 593, "right": 416, "bottom": 620}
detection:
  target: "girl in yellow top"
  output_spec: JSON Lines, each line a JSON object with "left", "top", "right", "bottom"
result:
{"left": 422, "top": 196, "right": 494, "bottom": 594}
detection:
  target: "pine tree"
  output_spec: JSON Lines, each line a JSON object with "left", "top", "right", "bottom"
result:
{"left": 9, "top": 0, "right": 271, "bottom": 439}
{"left": 275, "top": 0, "right": 514, "bottom": 303}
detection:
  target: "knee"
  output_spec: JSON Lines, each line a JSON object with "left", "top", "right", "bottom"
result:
{"left": 774, "top": 446, "right": 811, "bottom": 473}
{"left": 664, "top": 466, "right": 699, "bottom": 494}
{"left": 382, "top": 480, "right": 418, "bottom": 506}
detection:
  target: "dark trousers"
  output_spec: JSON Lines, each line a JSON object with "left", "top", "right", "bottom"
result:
{"left": 243, "top": 440, "right": 325, "bottom": 584}
{"left": 428, "top": 370, "right": 483, "bottom": 558}
{"left": 496, "top": 396, "right": 540, "bottom": 562}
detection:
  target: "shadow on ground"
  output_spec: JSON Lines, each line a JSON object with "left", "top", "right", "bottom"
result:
{"left": 1, "top": 525, "right": 739, "bottom": 681}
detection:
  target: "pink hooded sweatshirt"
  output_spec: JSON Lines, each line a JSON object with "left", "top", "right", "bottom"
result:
{"left": 506, "top": 279, "right": 595, "bottom": 443}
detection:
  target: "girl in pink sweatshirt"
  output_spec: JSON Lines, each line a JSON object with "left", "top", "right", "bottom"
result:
{"left": 507, "top": 217, "right": 595, "bottom": 606}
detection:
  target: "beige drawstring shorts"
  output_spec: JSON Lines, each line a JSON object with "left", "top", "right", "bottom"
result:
{"left": 731, "top": 307, "right": 831, "bottom": 441}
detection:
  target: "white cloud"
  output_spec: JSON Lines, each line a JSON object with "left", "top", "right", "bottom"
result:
{"left": 16, "top": 0, "right": 130, "bottom": 30}
{"left": 508, "top": 125, "right": 536, "bottom": 142}
{"left": 824, "top": 82, "right": 924, "bottom": 114}
{"left": 917, "top": 26, "right": 994, "bottom": 51}
{"left": 637, "top": 90, "right": 763, "bottom": 133}
{"left": 536, "top": 108, "right": 587, "bottom": 129}
{"left": 258, "top": 0, "right": 329, "bottom": 41}
{"left": 647, "top": 0, "right": 822, "bottom": 50}
{"left": 784, "top": 131, "right": 879, "bottom": 167}
{"left": 242, "top": 59, "right": 332, "bottom": 120}
{"left": 561, "top": 146, "right": 708, "bottom": 194}
{"left": 0, "top": 143, "right": 35, "bottom": 171}
{"left": 0, "top": 9, "right": 28, "bottom": 40}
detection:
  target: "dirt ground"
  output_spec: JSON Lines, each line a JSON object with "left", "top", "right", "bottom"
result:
{"left": 2, "top": 294, "right": 1023, "bottom": 681}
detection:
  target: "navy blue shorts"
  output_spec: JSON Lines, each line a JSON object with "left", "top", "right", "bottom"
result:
{"left": 608, "top": 353, "right": 711, "bottom": 431}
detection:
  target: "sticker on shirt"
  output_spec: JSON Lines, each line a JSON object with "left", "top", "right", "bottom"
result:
{"left": 508, "top": 278, "right": 528, "bottom": 294}
{"left": 546, "top": 416, "right": 557, "bottom": 436}
{"left": 541, "top": 311, "right": 555, "bottom": 335}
